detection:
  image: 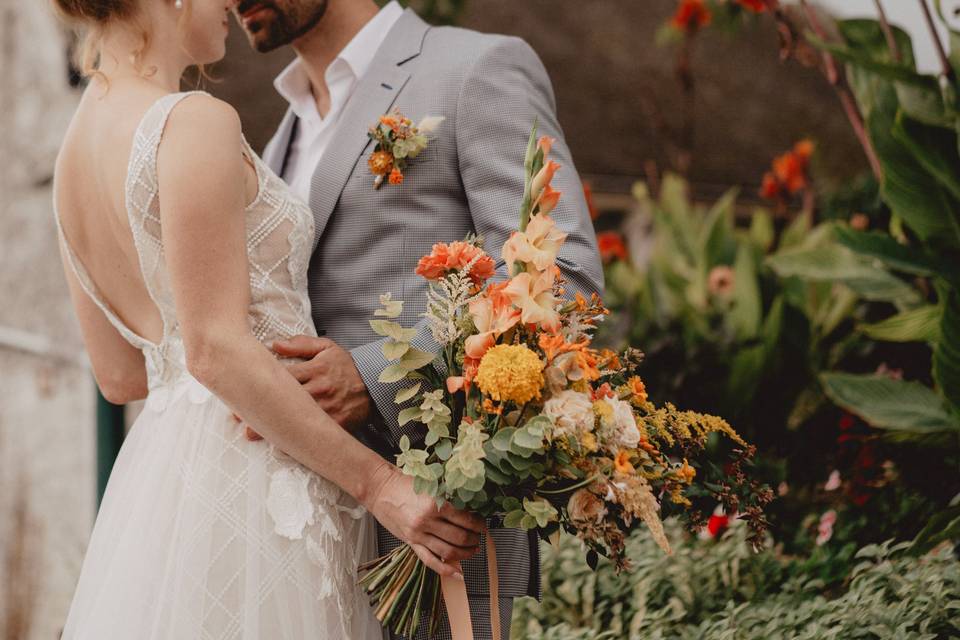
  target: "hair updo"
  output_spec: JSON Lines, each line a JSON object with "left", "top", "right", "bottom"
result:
{"left": 53, "top": 0, "right": 138, "bottom": 23}
{"left": 52, "top": 0, "right": 179, "bottom": 80}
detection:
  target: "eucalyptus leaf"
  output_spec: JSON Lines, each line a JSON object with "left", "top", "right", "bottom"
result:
{"left": 379, "top": 363, "right": 411, "bottom": 384}
{"left": 395, "top": 383, "right": 422, "bottom": 404}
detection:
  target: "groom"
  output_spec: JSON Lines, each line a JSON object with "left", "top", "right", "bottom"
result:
{"left": 235, "top": 0, "right": 603, "bottom": 637}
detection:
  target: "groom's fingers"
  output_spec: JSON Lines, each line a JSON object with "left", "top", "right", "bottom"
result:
{"left": 439, "top": 503, "right": 486, "bottom": 533}
{"left": 423, "top": 534, "right": 479, "bottom": 564}
{"left": 427, "top": 520, "right": 481, "bottom": 549}
{"left": 272, "top": 335, "right": 334, "bottom": 358}
{"left": 411, "top": 543, "right": 463, "bottom": 579}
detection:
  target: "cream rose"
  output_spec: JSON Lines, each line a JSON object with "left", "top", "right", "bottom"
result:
{"left": 604, "top": 396, "right": 641, "bottom": 449}
{"left": 543, "top": 390, "right": 595, "bottom": 439}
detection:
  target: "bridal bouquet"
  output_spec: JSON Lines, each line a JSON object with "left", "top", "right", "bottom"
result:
{"left": 359, "top": 125, "right": 771, "bottom": 637}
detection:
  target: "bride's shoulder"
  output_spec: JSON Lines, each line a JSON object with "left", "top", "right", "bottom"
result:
{"left": 163, "top": 92, "right": 242, "bottom": 143}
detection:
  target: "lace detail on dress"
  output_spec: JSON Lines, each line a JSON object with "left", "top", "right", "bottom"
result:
{"left": 56, "top": 91, "right": 371, "bottom": 633}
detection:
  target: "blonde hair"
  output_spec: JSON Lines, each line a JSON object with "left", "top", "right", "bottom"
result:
{"left": 52, "top": 0, "right": 199, "bottom": 81}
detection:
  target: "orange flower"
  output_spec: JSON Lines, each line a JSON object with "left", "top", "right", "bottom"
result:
{"left": 672, "top": 0, "right": 711, "bottom": 32}
{"left": 534, "top": 184, "right": 562, "bottom": 216}
{"left": 539, "top": 333, "right": 586, "bottom": 362}
{"left": 503, "top": 213, "right": 568, "bottom": 273}
{"left": 504, "top": 267, "right": 562, "bottom": 332}
{"left": 379, "top": 115, "right": 400, "bottom": 131}
{"left": 596, "top": 231, "right": 628, "bottom": 264}
{"left": 592, "top": 382, "right": 616, "bottom": 401}
{"left": 388, "top": 168, "right": 404, "bottom": 185}
{"left": 615, "top": 450, "right": 636, "bottom": 474}
{"left": 761, "top": 139, "right": 815, "bottom": 201}
{"left": 537, "top": 135, "right": 555, "bottom": 157}
{"left": 737, "top": 0, "right": 768, "bottom": 12}
{"left": 368, "top": 150, "right": 394, "bottom": 176}
{"left": 628, "top": 376, "right": 648, "bottom": 404}
{"left": 531, "top": 160, "right": 561, "bottom": 203}
{"left": 464, "top": 282, "right": 521, "bottom": 360}
{"left": 677, "top": 458, "right": 697, "bottom": 483}
{"left": 415, "top": 241, "right": 496, "bottom": 287}
{"left": 598, "top": 349, "right": 621, "bottom": 370}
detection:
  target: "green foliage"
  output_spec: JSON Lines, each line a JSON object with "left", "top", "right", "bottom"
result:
{"left": 513, "top": 523, "right": 960, "bottom": 640}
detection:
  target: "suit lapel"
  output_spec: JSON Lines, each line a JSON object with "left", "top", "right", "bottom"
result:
{"left": 264, "top": 107, "right": 298, "bottom": 177}
{"left": 308, "top": 9, "right": 430, "bottom": 247}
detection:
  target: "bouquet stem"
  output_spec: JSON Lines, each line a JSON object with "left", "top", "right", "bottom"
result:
{"left": 360, "top": 545, "right": 442, "bottom": 638}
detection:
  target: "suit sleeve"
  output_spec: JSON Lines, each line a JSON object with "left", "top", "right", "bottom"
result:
{"left": 351, "top": 36, "right": 603, "bottom": 449}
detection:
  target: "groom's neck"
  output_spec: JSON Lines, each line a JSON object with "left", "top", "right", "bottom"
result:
{"left": 293, "top": 0, "right": 380, "bottom": 115}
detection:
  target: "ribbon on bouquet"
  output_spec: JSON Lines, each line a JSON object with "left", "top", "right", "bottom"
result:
{"left": 439, "top": 534, "right": 501, "bottom": 640}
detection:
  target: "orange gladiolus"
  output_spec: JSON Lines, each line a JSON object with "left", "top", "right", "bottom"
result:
{"left": 596, "top": 231, "right": 628, "bottom": 264}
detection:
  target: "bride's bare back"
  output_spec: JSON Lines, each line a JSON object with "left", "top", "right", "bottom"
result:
{"left": 55, "top": 79, "right": 257, "bottom": 349}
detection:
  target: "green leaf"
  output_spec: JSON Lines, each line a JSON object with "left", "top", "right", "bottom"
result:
{"left": 728, "top": 243, "right": 762, "bottom": 339}
{"left": 491, "top": 427, "right": 516, "bottom": 452}
{"left": 435, "top": 439, "right": 453, "bottom": 461}
{"left": 374, "top": 293, "right": 404, "bottom": 318}
{"left": 834, "top": 227, "right": 946, "bottom": 278}
{"left": 820, "top": 372, "right": 960, "bottom": 434}
{"left": 892, "top": 111, "right": 960, "bottom": 202}
{"left": 859, "top": 305, "right": 941, "bottom": 343}
{"left": 398, "top": 406, "right": 424, "bottom": 427}
{"left": 379, "top": 363, "right": 410, "bottom": 384}
{"left": 523, "top": 497, "right": 559, "bottom": 528}
{"left": 395, "top": 383, "right": 422, "bottom": 404}
{"left": 369, "top": 319, "right": 418, "bottom": 342}
{"left": 399, "top": 348, "right": 436, "bottom": 372}
{"left": 909, "top": 504, "right": 960, "bottom": 556}
{"left": 748, "top": 208, "right": 775, "bottom": 252}
{"left": 382, "top": 340, "right": 410, "bottom": 361}
{"left": 767, "top": 243, "right": 920, "bottom": 304}
{"left": 503, "top": 509, "right": 527, "bottom": 529}
{"left": 934, "top": 288, "right": 960, "bottom": 411}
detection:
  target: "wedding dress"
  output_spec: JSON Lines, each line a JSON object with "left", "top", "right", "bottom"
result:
{"left": 58, "top": 91, "right": 382, "bottom": 640}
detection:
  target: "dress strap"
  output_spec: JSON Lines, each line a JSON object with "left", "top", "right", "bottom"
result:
{"left": 52, "top": 203, "right": 155, "bottom": 351}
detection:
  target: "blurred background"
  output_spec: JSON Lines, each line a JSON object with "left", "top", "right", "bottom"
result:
{"left": 2, "top": 1, "right": 959, "bottom": 639}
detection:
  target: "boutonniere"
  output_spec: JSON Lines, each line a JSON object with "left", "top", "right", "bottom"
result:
{"left": 367, "top": 110, "right": 445, "bottom": 189}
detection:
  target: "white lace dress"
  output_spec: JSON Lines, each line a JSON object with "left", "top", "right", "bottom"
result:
{"left": 58, "top": 92, "right": 382, "bottom": 640}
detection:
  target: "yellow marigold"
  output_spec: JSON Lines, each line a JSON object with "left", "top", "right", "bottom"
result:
{"left": 628, "top": 376, "right": 648, "bottom": 404}
{"left": 368, "top": 150, "right": 394, "bottom": 176}
{"left": 476, "top": 344, "right": 544, "bottom": 405}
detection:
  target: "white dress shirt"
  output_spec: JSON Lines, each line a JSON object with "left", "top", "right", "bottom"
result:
{"left": 274, "top": 1, "right": 404, "bottom": 203}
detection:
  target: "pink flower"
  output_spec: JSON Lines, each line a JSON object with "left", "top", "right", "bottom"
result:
{"left": 824, "top": 470, "right": 841, "bottom": 491}
{"left": 502, "top": 213, "right": 568, "bottom": 273}
{"left": 816, "top": 510, "right": 836, "bottom": 546}
{"left": 504, "top": 267, "right": 562, "bottom": 333}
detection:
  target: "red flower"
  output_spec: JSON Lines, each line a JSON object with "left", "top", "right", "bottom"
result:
{"left": 838, "top": 413, "right": 855, "bottom": 431}
{"left": 596, "top": 231, "right": 628, "bottom": 264}
{"left": 707, "top": 513, "right": 730, "bottom": 537}
{"left": 737, "top": 0, "right": 768, "bottom": 12}
{"left": 760, "top": 172, "right": 781, "bottom": 200}
{"left": 671, "top": 0, "right": 712, "bottom": 33}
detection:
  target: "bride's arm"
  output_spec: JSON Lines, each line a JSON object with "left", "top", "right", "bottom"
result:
{"left": 157, "top": 95, "right": 481, "bottom": 577}
{"left": 60, "top": 251, "right": 148, "bottom": 404}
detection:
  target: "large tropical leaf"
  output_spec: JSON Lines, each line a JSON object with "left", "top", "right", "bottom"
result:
{"left": 767, "top": 244, "right": 920, "bottom": 304}
{"left": 859, "top": 305, "right": 941, "bottom": 343}
{"left": 934, "top": 288, "right": 960, "bottom": 412}
{"left": 728, "top": 243, "right": 762, "bottom": 339}
{"left": 820, "top": 372, "right": 960, "bottom": 434}
{"left": 909, "top": 503, "right": 960, "bottom": 556}
{"left": 834, "top": 227, "right": 954, "bottom": 279}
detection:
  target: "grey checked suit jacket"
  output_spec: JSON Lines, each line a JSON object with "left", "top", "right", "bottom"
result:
{"left": 263, "top": 9, "right": 603, "bottom": 639}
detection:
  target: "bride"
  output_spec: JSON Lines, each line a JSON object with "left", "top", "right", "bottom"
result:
{"left": 51, "top": 0, "right": 484, "bottom": 637}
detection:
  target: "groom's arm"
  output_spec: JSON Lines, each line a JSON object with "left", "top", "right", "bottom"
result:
{"left": 457, "top": 35, "right": 603, "bottom": 302}
{"left": 350, "top": 36, "right": 603, "bottom": 449}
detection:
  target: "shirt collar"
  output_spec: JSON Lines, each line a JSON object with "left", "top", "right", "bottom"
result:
{"left": 273, "top": 1, "right": 404, "bottom": 120}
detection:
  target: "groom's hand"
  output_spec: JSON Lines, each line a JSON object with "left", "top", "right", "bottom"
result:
{"left": 271, "top": 335, "right": 373, "bottom": 431}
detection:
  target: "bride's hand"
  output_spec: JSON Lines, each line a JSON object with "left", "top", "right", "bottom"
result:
{"left": 363, "top": 461, "right": 485, "bottom": 579}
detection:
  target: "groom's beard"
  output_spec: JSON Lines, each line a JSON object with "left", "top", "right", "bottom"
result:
{"left": 234, "top": 0, "right": 329, "bottom": 53}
